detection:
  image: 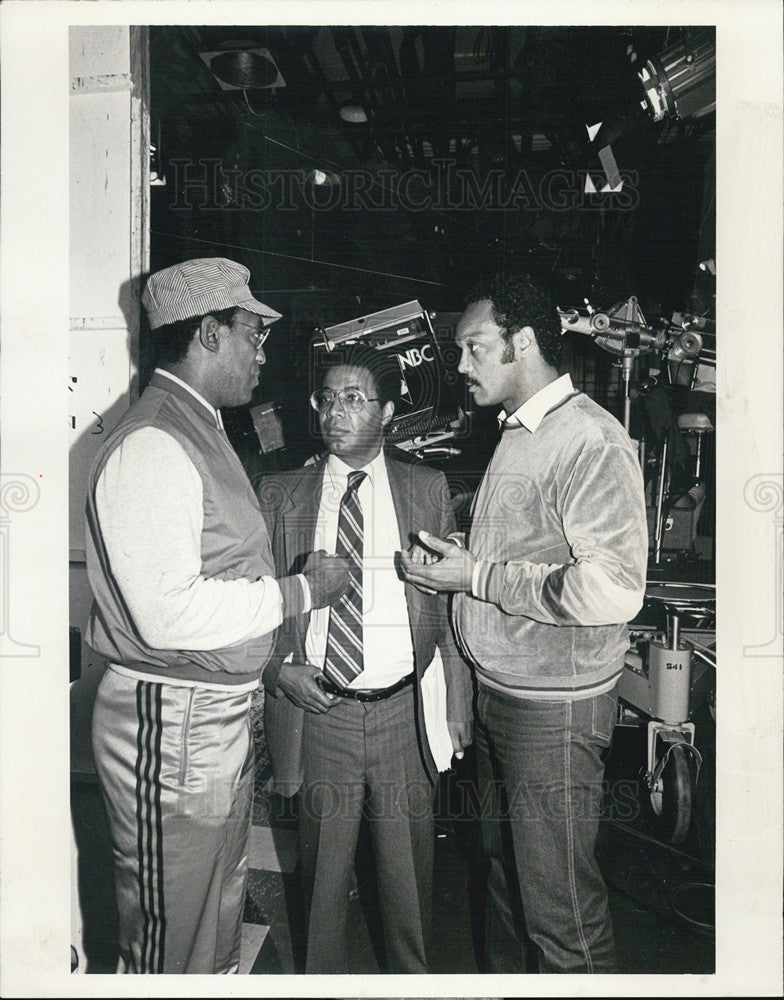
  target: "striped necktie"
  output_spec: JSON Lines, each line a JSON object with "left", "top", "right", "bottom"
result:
{"left": 323, "top": 470, "right": 367, "bottom": 688}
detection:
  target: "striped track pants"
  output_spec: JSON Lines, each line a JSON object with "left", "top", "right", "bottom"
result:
{"left": 92, "top": 667, "right": 254, "bottom": 974}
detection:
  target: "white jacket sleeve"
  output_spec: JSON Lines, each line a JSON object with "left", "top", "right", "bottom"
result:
{"left": 95, "top": 426, "right": 284, "bottom": 650}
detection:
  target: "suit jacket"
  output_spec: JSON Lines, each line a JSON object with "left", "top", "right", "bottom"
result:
{"left": 257, "top": 447, "right": 473, "bottom": 796}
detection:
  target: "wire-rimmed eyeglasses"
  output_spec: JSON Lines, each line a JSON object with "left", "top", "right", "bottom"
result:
{"left": 233, "top": 319, "right": 269, "bottom": 349}
{"left": 310, "top": 388, "right": 381, "bottom": 413}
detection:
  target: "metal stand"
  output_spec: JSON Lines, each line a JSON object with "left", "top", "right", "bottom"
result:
{"left": 653, "top": 436, "right": 668, "bottom": 565}
{"left": 620, "top": 352, "right": 633, "bottom": 433}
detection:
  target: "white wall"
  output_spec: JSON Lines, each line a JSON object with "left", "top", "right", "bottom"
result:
{"left": 69, "top": 25, "right": 149, "bottom": 773}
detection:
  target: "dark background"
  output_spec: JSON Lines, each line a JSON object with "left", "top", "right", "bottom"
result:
{"left": 146, "top": 25, "right": 716, "bottom": 551}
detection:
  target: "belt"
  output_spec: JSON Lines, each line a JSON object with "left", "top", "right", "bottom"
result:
{"left": 319, "top": 672, "right": 414, "bottom": 702}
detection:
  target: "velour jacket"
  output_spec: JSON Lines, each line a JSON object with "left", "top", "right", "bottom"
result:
{"left": 257, "top": 447, "right": 473, "bottom": 795}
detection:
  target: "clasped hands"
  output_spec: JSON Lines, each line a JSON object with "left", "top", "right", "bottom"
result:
{"left": 399, "top": 530, "right": 475, "bottom": 594}
{"left": 300, "top": 530, "right": 475, "bottom": 607}
{"left": 283, "top": 535, "right": 475, "bottom": 759}
{"left": 301, "top": 549, "right": 351, "bottom": 609}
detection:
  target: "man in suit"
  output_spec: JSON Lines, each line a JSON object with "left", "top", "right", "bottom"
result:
{"left": 257, "top": 343, "right": 473, "bottom": 973}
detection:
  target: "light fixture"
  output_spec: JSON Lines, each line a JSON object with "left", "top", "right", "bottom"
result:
{"left": 638, "top": 29, "right": 715, "bottom": 122}
{"left": 339, "top": 102, "right": 368, "bottom": 124}
{"left": 198, "top": 48, "right": 285, "bottom": 92}
{"left": 306, "top": 168, "right": 340, "bottom": 188}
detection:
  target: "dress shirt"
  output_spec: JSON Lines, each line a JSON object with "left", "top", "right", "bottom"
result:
{"left": 498, "top": 372, "right": 575, "bottom": 432}
{"left": 305, "top": 450, "right": 415, "bottom": 689}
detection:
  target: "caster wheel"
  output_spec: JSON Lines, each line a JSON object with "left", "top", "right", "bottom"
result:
{"left": 649, "top": 742, "right": 696, "bottom": 844}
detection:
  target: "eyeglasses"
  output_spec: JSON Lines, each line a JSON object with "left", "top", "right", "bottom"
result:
{"left": 310, "top": 388, "right": 381, "bottom": 413}
{"left": 233, "top": 319, "right": 269, "bottom": 349}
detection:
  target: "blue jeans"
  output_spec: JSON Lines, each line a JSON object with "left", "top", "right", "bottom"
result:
{"left": 475, "top": 683, "right": 618, "bottom": 973}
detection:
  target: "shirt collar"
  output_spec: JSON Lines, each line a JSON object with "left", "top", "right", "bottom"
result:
{"left": 154, "top": 368, "right": 224, "bottom": 430}
{"left": 325, "top": 447, "right": 385, "bottom": 485}
{"left": 499, "top": 373, "right": 575, "bottom": 433}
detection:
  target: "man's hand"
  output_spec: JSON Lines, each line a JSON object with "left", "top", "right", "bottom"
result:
{"left": 401, "top": 538, "right": 439, "bottom": 594}
{"left": 302, "top": 549, "right": 350, "bottom": 608}
{"left": 400, "top": 530, "right": 475, "bottom": 593}
{"left": 447, "top": 719, "right": 474, "bottom": 761}
{"left": 277, "top": 661, "right": 336, "bottom": 714}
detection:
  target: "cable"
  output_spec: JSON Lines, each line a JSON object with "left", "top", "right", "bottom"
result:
{"left": 605, "top": 816, "right": 714, "bottom": 870}
{"left": 239, "top": 89, "right": 294, "bottom": 123}
{"left": 670, "top": 881, "right": 715, "bottom": 936}
{"left": 602, "top": 865, "right": 715, "bottom": 943}
{"left": 698, "top": 190, "right": 715, "bottom": 236}
{"left": 242, "top": 88, "right": 265, "bottom": 118}
{"left": 602, "top": 819, "right": 716, "bottom": 945}
{"left": 150, "top": 228, "right": 448, "bottom": 287}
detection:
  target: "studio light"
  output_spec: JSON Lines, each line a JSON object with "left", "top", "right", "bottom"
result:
{"left": 638, "top": 29, "right": 715, "bottom": 122}
{"left": 339, "top": 102, "right": 368, "bottom": 124}
{"left": 306, "top": 168, "right": 340, "bottom": 188}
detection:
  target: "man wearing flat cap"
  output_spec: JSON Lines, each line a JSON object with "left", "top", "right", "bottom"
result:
{"left": 85, "top": 258, "right": 349, "bottom": 974}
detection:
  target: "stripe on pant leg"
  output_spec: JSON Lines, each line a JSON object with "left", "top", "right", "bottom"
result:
{"left": 135, "top": 683, "right": 151, "bottom": 972}
{"left": 135, "top": 682, "right": 166, "bottom": 973}
{"left": 142, "top": 683, "right": 155, "bottom": 972}
{"left": 151, "top": 686, "right": 166, "bottom": 972}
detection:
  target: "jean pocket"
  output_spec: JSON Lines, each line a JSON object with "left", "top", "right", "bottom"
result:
{"left": 476, "top": 683, "right": 489, "bottom": 725}
{"left": 590, "top": 691, "right": 618, "bottom": 747}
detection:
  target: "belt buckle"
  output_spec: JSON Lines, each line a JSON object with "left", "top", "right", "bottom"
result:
{"left": 341, "top": 673, "right": 411, "bottom": 702}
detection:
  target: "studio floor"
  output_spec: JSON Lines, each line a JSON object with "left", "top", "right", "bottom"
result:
{"left": 71, "top": 702, "right": 715, "bottom": 978}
